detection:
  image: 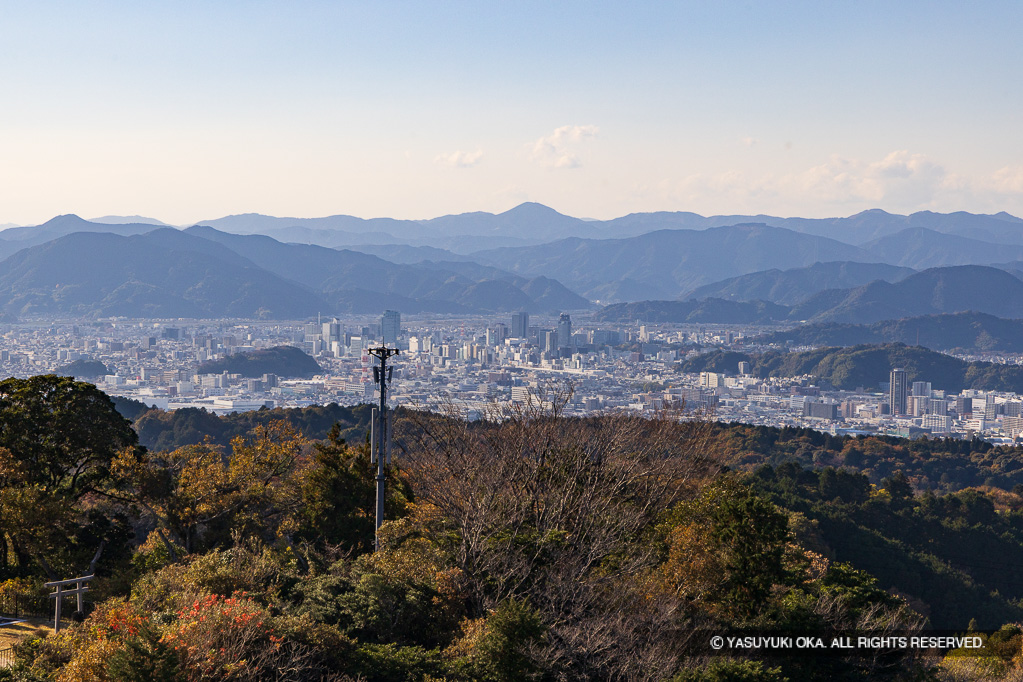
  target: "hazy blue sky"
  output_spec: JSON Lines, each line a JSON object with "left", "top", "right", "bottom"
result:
{"left": 1, "top": 1, "right": 1020, "bottom": 225}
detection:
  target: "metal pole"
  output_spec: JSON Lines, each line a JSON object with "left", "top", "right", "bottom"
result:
{"left": 367, "top": 346, "right": 399, "bottom": 551}
{"left": 375, "top": 351, "right": 387, "bottom": 549}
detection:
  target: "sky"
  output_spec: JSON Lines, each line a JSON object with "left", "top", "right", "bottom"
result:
{"left": 1, "top": 0, "right": 1021, "bottom": 226}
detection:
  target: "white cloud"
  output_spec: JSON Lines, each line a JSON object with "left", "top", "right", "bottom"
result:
{"left": 989, "top": 166, "right": 1023, "bottom": 194}
{"left": 435, "top": 148, "right": 483, "bottom": 168}
{"left": 531, "top": 125, "right": 598, "bottom": 169}
{"left": 788, "top": 151, "right": 952, "bottom": 208}
{"left": 654, "top": 150, "right": 1023, "bottom": 216}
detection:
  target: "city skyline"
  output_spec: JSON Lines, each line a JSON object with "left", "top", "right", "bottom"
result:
{"left": 1, "top": 1, "right": 1021, "bottom": 225}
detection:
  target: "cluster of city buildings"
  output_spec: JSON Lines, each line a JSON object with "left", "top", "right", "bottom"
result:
{"left": 2, "top": 312, "right": 1022, "bottom": 443}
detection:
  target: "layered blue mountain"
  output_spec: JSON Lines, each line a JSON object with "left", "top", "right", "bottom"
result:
{"left": 0, "top": 227, "right": 590, "bottom": 319}
{"left": 0, "top": 215, "right": 163, "bottom": 261}
{"left": 682, "top": 261, "right": 916, "bottom": 305}
{"left": 860, "top": 228, "right": 1023, "bottom": 269}
{"left": 196, "top": 203, "right": 593, "bottom": 252}
{"left": 0, "top": 229, "right": 328, "bottom": 318}
{"left": 3, "top": 207, "right": 1023, "bottom": 314}
{"left": 194, "top": 205, "right": 1023, "bottom": 248}
{"left": 599, "top": 208, "right": 1023, "bottom": 245}
{"left": 593, "top": 266, "right": 1023, "bottom": 331}
{"left": 183, "top": 226, "right": 589, "bottom": 313}
{"left": 789, "top": 265, "right": 1023, "bottom": 323}
{"left": 470, "top": 224, "right": 872, "bottom": 301}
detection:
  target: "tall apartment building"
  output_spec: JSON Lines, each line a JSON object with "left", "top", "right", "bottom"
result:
{"left": 889, "top": 368, "right": 908, "bottom": 416}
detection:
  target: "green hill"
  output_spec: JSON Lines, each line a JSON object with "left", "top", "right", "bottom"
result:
{"left": 197, "top": 345, "right": 322, "bottom": 379}
{"left": 54, "top": 358, "right": 110, "bottom": 378}
{"left": 682, "top": 343, "right": 1023, "bottom": 392}
{"left": 759, "top": 311, "right": 1023, "bottom": 352}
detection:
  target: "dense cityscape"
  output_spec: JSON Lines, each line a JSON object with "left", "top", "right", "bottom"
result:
{"left": 8, "top": 309, "right": 1023, "bottom": 444}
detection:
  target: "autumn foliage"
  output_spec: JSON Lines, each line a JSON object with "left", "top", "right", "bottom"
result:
{"left": 1, "top": 377, "right": 1017, "bottom": 680}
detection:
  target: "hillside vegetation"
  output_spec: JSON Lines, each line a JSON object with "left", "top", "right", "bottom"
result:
{"left": 681, "top": 343, "right": 1023, "bottom": 392}
{"left": 758, "top": 312, "right": 1023, "bottom": 352}
{"left": 10, "top": 378, "right": 1023, "bottom": 679}
{"left": 196, "top": 345, "right": 323, "bottom": 379}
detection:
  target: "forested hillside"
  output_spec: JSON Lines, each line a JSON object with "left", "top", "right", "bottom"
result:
{"left": 758, "top": 312, "right": 1023, "bottom": 352}
{"left": 5, "top": 378, "right": 1023, "bottom": 679}
{"left": 681, "top": 343, "right": 1023, "bottom": 392}
{"left": 196, "top": 345, "right": 323, "bottom": 379}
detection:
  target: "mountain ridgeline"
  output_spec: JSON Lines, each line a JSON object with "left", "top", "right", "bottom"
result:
{"left": 598, "top": 265, "right": 1023, "bottom": 349}
{"left": 0, "top": 226, "right": 589, "bottom": 318}
{"left": 681, "top": 260, "right": 916, "bottom": 305}
{"left": 1, "top": 206, "right": 1023, "bottom": 318}
{"left": 758, "top": 312, "right": 1023, "bottom": 352}
{"left": 681, "top": 343, "right": 1023, "bottom": 393}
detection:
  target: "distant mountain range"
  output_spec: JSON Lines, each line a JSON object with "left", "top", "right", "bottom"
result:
{"left": 597, "top": 265, "right": 1023, "bottom": 333}
{"left": 472, "top": 224, "right": 871, "bottom": 301}
{"left": 1, "top": 205, "right": 1023, "bottom": 320}
{"left": 789, "top": 265, "right": 1023, "bottom": 323}
{"left": 859, "top": 228, "right": 1023, "bottom": 269}
{"left": 0, "top": 230, "right": 329, "bottom": 319}
{"left": 0, "top": 227, "right": 589, "bottom": 319}
{"left": 89, "top": 215, "right": 173, "bottom": 227}
{"left": 190, "top": 204, "right": 1023, "bottom": 249}
{"left": 682, "top": 261, "right": 916, "bottom": 305}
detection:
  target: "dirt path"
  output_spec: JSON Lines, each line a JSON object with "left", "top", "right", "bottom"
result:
{"left": 0, "top": 616, "right": 52, "bottom": 664}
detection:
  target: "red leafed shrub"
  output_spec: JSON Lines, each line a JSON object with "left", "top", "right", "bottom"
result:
{"left": 162, "top": 591, "right": 309, "bottom": 680}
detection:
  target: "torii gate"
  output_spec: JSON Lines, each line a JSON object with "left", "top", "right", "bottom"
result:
{"left": 44, "top": 575, "right": 93, "bottom": 633}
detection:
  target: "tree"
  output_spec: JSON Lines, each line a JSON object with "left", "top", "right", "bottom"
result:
{"left": 114, "top": 420, "right": 308, "bottom": 556}
{"left": 0, "top": 375, "right": 139, "bottom": 576}
{"left": 0, "top": 375, "right": 138, "bottom": 498}
{"left": 881, "top": 470, "right": 914, "bottom": 506}
{"left": 296, "top": 423, "right": 410, "bottom": 553}
{"left": 395, "top": 392, "right": 722, "bottom": 679}
{"left": 655, "top": 478, "right": 788, "bottom": 617}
